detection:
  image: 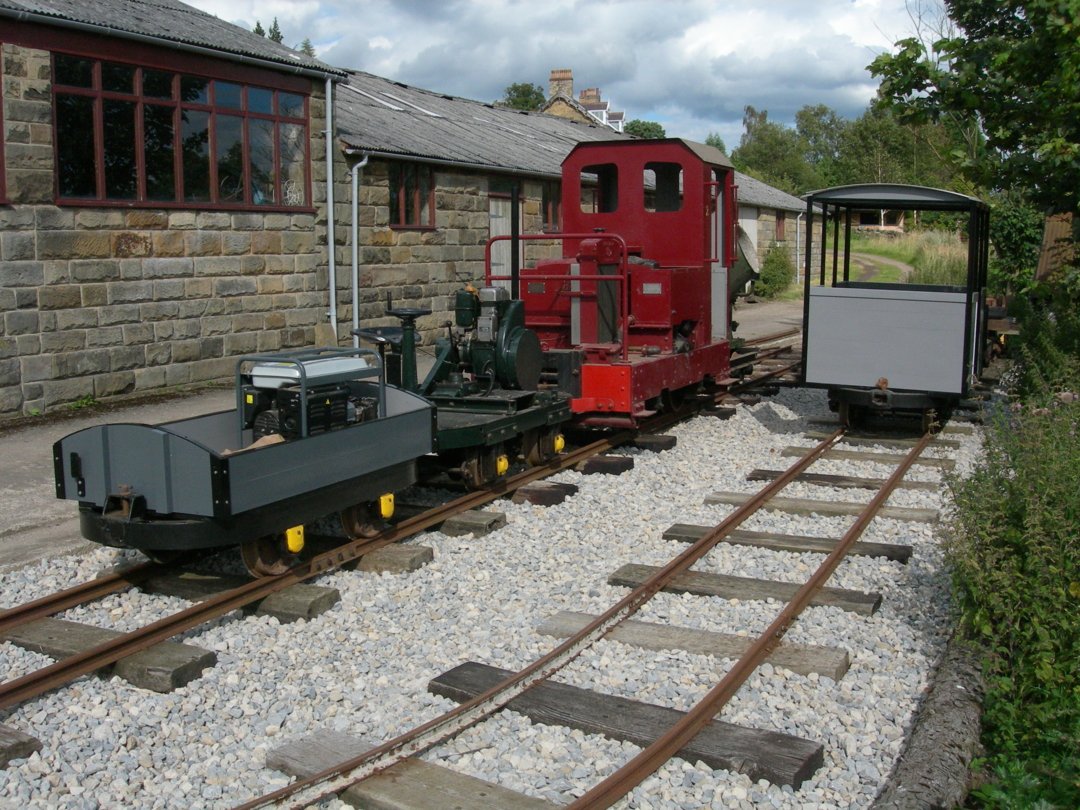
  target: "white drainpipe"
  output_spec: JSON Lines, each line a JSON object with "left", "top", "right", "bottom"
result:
{"left": 349, "top": 153, "right": 370, "bottom": 348}
{"left": 795, "top": 212, "right": 804, "bottom": 284}
{"left": 325, "top": 77, "right": 338, "bottom": 337}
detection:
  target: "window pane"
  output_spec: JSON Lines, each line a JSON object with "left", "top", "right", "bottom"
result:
{"left": 643, "top": 162, "right": 682, "bottom": 212}
{"left": 103, "top": 99, "right": 137, "bottom": 198}
{"left": 144, "top": 104, "right": 175, "bottom": 200}
{"left": 180, "top": 76, "right": 209, "bottom": 105}
{"left": 279, "top": 123, "right": 307, "bottom": 206}
{"left": 55, "top": 54, "right": 93, "bottom": 88}
{"left": 143, "top": 70, "right": 174, "bottom": 99}
{"left": 216, "top": 113, "right": 244, "bottom": 202}
{"left": 216, "top": 82, "right": 242, "bottom": 109}
{"left": 581, "top": 163, "right": 618, "bottom": 213}
{"left": 279, "top": 92, "right": 304, "bottom": 118}
{"left": 249, "top": 87, "right": 273, "bottom": 115}
{"left": 181, "top": 109, "right": 210, "bottom": 201}
{"left": 249, "top": 118, "right": 275, "bottom": 205}
{"left": 56, "top": 94, "right": 97, "bottom": 197}
{"left": 102, "top": 62, "right": 134, "bottom": 94}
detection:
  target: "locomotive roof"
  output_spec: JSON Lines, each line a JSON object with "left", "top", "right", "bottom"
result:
{"left": 0, "top": 0, "right": 341, "bottom": 77}
{"left": 565, "top": 137, "right": 735, "bottom": 170}
{"left": 803, "top": 184, "right": 987, "bottom": 212}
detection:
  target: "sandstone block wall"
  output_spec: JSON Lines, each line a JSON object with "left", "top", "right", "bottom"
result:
{"left": 0, "top": 44, "right": 328, "bottom": 416}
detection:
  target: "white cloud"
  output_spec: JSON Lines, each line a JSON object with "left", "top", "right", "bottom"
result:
{"left": 184, "top": 0, "right": 928, "bottom": 145}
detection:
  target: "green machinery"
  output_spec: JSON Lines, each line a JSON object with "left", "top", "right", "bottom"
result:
{"left": 357, "top": 286, "right": 570, "bottom": 488}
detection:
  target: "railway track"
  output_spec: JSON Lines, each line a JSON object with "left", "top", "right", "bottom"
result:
{"left": 0, "top": 331, "right": 801, "bottom": 713}
{"left": 231, "top": 424, "right": 941, "bottom": 809}
{"left": 0, "top": 382, "right": 976, "bottom": 810}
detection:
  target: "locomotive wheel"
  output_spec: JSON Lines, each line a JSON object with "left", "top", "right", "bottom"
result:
{"left": 241, "top": 533, "right": 296, "bottom": 578}
{"left": 340, "top": 502, "right": 384, "bottom": 539}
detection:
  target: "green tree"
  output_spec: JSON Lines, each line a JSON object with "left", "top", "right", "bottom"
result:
{"left": 869, "top": 0, "right": 1080, "bottom": 214}
{"left": 624, "top": 119, "right": 666, "bottom": 139}
{"left": 704, "top": 132, "right": 727, "bottom": 154}
{"left": 299, "top": 38, "right": 316, "bottom": 57}
{"left": 253, "top": 20, "right": 265, "bottom": 37}
{"left": 795, "top": 104, "right": 848, "bottom": 186}
{"left": 267, "top": 17, "right": 283, "bottom": 44}
{"left": 499, "top": 82, "right": 546, "bottom": 111}
{"left": 730, "top": 106, "right": 820, "bottom": 195}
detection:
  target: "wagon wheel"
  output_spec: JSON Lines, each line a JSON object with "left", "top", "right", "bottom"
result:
{"left": 340, "top": 502, "right": 385, "bottom": 539}
{"left": 921, "top": 408, "right": 939, "bottom": 435}
{"left": 459, "top": 444, "right": 507, "bottom": 489}
{"left": 838, "top": 401, "right": 861, "bottom": 429}
{"left": 241, "top": 533, "right": 296, "bottom": 578}
{"left": 524, "top": 427, "right": 564, "bottom": 466}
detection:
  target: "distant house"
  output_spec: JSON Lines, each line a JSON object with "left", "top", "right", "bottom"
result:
{"left": 541, "top": 69, "right": 623, "bottom": 132}
{"left": 0, "top": 0, "right": 344, "bottom": 415}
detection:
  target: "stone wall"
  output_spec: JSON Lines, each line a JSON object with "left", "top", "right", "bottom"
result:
{"left": 0, "top": 44, "right": 328, "bottom": 416}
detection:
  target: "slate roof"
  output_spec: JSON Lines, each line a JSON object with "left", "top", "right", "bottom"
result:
{"left": 334, "top": 70, "right": 631, "bottom": 178}
{"left": 0, "top": 0, "right": 342, "bottom": 75}
{"left": 734, "top": 171, "right": 808, "bottom": 212}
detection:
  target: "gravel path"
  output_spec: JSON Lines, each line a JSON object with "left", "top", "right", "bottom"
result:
{"left": 0, "top": 387, "right": 982, "bottom": 809}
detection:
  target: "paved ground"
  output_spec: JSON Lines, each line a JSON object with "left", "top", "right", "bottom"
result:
{"left": 0, "top": 297, "right": 805, "bottom": 571}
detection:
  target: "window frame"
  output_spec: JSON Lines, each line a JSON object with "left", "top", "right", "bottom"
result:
{"left": 541, "top": 180, "right": 561, "bottom": 231}
{"left": 776, "top": 209, "right": 786, "bottom": 241}
{"left": 49, "top": 48, "right": 312, "bottom": 211}
{"left": 388, "top": 162, "right": 435, "bottom": 230}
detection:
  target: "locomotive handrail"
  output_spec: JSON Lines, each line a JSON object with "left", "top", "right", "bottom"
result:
{"left": 484, "top": 232, "right": 631, "bottom": 361}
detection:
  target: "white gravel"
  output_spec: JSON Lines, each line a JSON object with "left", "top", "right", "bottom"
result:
{"left": 0, "top": 387, "right": 982, "bottom": 809}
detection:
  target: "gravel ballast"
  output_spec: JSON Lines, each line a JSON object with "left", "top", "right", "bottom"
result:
{"left": 0, "top": 387, "right": 982, "bottom": 809}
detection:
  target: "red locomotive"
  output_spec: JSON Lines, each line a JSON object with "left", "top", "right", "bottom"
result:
{"left": 487, "top": 138, "right": 739, "bottom": 427}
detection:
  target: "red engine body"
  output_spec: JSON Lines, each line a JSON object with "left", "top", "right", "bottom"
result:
{"left": 489, "top": 138, "right": 739, "bottom": 426}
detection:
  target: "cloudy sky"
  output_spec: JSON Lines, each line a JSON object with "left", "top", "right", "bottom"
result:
{"left": 185, "top": 0, "right": 928, "bottom": 149}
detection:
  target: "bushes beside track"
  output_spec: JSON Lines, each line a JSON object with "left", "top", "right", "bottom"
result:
{"left": 945, "top": 300, "right": 1080, "bottom": 807}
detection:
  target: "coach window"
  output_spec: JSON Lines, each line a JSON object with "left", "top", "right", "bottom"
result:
{"left": 580, "top": 163, "right": 618, "bottom": 213}
{"left": 388, "top": 162, "right": 434, "bottom": 228}
{"left": 643, "top": 162, "right": 683, "bottom": 212}
{"left": 52, "top": 54, "right": 310, "bottom": 208}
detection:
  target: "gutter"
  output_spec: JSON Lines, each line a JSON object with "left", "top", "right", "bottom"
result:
{"left": 0, "top": 7, "right": 344, "bottom": 80}
{"left": 325, "top": 77, "right": 338, "bottom": 338}
{"left": 342, "top": 146, "right": 561, "bottom": 182}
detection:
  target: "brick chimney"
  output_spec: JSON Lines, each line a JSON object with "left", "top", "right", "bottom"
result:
{"left": 579, "top": 87, "right": 601, "bottom": 105}
{"left": 549, "top": 68, "right": 573, "bottom": 99}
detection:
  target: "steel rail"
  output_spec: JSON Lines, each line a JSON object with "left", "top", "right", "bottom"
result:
{"left": 232, "top": 429, "right": 845, "bottom": 810}
{"left": 565, "top": 429, "right": 935, "bottom": 809}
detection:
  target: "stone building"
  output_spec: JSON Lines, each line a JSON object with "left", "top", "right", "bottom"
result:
{"left": 734, "top": 172, "right": 823, "bottom": 283}
{"left": 0, "top": 0, "right": 343, "bottom": 415}
{"left": 541, "top": 69, "right": 624, "bottom": 132}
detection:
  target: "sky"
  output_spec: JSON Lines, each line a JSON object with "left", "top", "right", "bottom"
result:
{"left": 184, "top": 0, "right": 929, "bottom": 150}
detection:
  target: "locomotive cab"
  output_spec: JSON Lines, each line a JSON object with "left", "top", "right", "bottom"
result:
{"left": 505, "top": 139, "right": 738, "bottom": 425}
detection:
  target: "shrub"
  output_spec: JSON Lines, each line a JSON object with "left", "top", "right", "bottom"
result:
{"left": 945, "top": 297, "right": 1080, "bottom": 807}
{"left": 756, "top": 244, "right": 794, "bottom": 298}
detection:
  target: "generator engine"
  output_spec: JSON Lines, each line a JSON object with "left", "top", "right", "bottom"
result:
{"left": 241, "top": 356, "right": 378, "bottom": 441}
{"left": 448, "top": 286, "right": 542, "bottom": 391}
